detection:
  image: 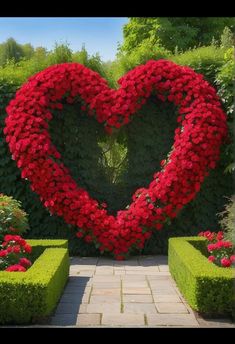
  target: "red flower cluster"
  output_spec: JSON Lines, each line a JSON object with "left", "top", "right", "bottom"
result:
{"left": 199, "top": 231, "right": 234, "bottom": 268}
{"left": 198, "top": 230, "right": 224, "bottom": 242}
{"left": 0, "top": 233, "right": 32, "bottom": 271}
{"left": 4, "top": 61, "right": 228, "bottom": 259}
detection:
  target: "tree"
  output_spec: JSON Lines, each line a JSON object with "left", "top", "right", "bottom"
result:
{"left": 21, "top": 43, "right": 34, "bottom": 59}
{"left": 0, "top": 37, "right": 24, "bottom": 65}
{"left": 220, "top": 27, "right": 234, "bottom": 49}
{"left": 48, "top": 42, "right": 72, "bottom": 64}
{"left": 120, "top": 17, "right": 235, "bottom": 53}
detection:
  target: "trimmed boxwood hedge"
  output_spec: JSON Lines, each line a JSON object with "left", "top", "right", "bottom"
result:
{"left": 168, "top": 237, "right": 235, "bottom": 316}
{"left": 0, "top": 239, "right": 69, "bottom": 324}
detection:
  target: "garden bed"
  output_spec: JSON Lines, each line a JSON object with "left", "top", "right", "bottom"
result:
{"left": 168, "top": 237, "right": 235, "bottom": 317}
{"left": 0, "top": 239, "right": 69, "bottom": 324}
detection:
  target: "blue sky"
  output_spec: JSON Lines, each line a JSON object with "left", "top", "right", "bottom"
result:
{"left": 0, "top": 17, "right": 129, "bottom": 61}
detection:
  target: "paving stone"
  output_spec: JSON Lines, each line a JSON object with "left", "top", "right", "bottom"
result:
{"left": 102, "top": 313, "right": 145, "bottom": 326}
{"left": 124, "top": 303, "right": 157, "bottom": 314}
{"left": 92, "top": 288, "right": 120, "bottom": 296}
{"left": 50, "top": 314, "right": 77, "bottom": 326}
{"left": 122, "top": 282, "right": 148, "bottom": 288}
{"left": 92, "top": 275, "right": 120, "bottom": 282}
{"left": 95, "top": 270, "right": 114, "bottom": 275}
{"left": 147, "top": 272, "right": 171, "bottom": 276}
{"left": 114, "top": 270, "right": 126, "bottom": 275}
{"left": 121, "top": 275, "right": 147, "bottom": 282}
{"left": 90, "top": 295, "right": 121, "bottom": 303}
{"left": 146, "top": 314, "right": 199, "bottom": 327}
{"left": 123, "top": 288, "right": 151, "bottom": 295}
{"left": 72, "top": 265, "right": 96, "bottom": 270}
{"left": 150, "top": 288, "right": 178, "bottom": 296}
{"left": 124, "top": 270, "right": 149, "bottom": 275}
{"left": 78, "top": 271, "right": 94, "bottom": 277}
{"left": 70, "top": 257, "right": 98, "bottom": 265}
{"left": 55, "top": 302, "right": 87, "bottom": 314}
{"left": 158, "top": 265, "right": 169, "bottom": 272}
{"left": 76, "top": 314, "right": 101, "bottom": 326}
{"left": 155, "top": 302, "right": 189, "bottom": 314}
{"left": 92, "top": 283, "right": 121, "bottom": 289}
{"left": 86, "top": 303, "right": 121, "bottom": 314}
{"left": 125, "top": 266, "right": 145, "bottom": 271}
{"left": 123, "top": 294, "right": 153, "bottom": 303}
{"left": 60, "top": 293, "right": 90, "bottom": 304}
{"left": 152, "top": 295, "right": 182, "bottom": 303}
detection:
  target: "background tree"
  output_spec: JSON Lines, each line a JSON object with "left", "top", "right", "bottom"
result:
{"left": 21, "top": 43, "right": 34, "bottom": 59}
{"left": 48, "top": 42, "right": 72, "bottom": 64}
{"left": 0, "top": 37, "right": 24, "bottom": 65}
{"left": 120, "top": 17, "right": 235, "bottom": 53}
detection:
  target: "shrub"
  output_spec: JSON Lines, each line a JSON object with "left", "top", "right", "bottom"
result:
{"left": 215, "top": 48, "right": 235, "bottom": 173}
{"left": 168, "top": 237, "right": 235, "bottom": 316}
{"left": 0, "top": 193, "right": 29, "bottom": 239}
{"left": 218, "top": 196, "right": 235, "bottom": 245}
{"left": 0, "top": 239, "right": 69, "bottom": 324}
{"left": 171, "top": 46, "right": 226, "bottom": 85}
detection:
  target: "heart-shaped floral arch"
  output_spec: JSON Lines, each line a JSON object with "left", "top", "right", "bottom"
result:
{"left": 4, "top": 60, "right": 227, "bottom": 259}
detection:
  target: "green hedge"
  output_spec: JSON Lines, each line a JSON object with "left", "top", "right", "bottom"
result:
{"left": 0, "top": 51, "right": 233, "bottom": 256}
{"left": 27, "top": 239, "right": 68, "bottom": 262}
{"left": 168, "top": 237, "right": 235, "bottom": 316}
{"left": 0, "top": 240, "right": 69, "bottom": 324}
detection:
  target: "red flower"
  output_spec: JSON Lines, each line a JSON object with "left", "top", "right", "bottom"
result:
{"left": 230, "top": 255, "right": 235, "bottom": 263}
{"left": 5, "top": 264, "right": 26, "bottom": 272}
{"left": 24, "top": 244, "right": 32, "bottom": 253}
{"left": 208, "top": 255, "right": 215, "bottom": 263}
{"left": 221, "top": 258, "right": 231, "bottom": 268}
{"left": 19, "top": 257, "right": 32, "bottom": 268}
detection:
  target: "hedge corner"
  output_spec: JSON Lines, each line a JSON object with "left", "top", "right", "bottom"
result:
{"left": 168, "top": 236, "right": 235, "bottom": 316}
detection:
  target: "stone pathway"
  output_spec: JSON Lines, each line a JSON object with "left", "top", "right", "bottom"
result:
{"left": 49, "top": 255, "right": 201, "bottom": 327}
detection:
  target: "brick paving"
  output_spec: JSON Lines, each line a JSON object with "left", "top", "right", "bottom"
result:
{"left": 49, "top": 256, "right": 235, "bottom": 328}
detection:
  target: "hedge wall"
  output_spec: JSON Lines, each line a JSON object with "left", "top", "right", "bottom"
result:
{"left": 168, "top": 237, "right": 235, "bottom": 315}
{"left": 0, "top": 59, "right": 233, "bottom": 256}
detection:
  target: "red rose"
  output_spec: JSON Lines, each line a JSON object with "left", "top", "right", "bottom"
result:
{"left": 208, "top": 255, "right": 215, "bottom": 263}
{"left": 230, "top": 255, "right": 235, "bottom": 263}
{"left": 13, "top": 245, "right": 21, "bottom": 254}
{"left": 221, "top": 258, "right": 232, "bottom": 268}
{"left": 6, "top": 264, "right": 26, "bottom": 272}
{"left": 19, "top": 258, "right": 32, "bottom": 268}
{"left": 24, "top": 244, "right": 32, "bottom": 253}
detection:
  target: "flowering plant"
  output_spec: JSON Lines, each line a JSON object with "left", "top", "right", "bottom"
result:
{"left": 0, "top": 234, "right": 32, "bottom": 271}
{"left": 4, "top": 61, "right": 228, "bottom": 259}
{"left": 0, "top": 194, "right": 32, "bottom": 272}
{"left": 199, "top": 231, "right": 235, "bottom": 268}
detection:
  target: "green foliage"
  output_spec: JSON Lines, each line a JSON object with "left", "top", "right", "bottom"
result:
{"left": 0, "top": 240, "right": 69, "bottom": 324}
{"left": 120, "top": 17, "right": 235, "bottom": 53}
{"left": 171, "top": 46, "right": 226, "bottom": 85}
{"left": 169, "top": 237, "right": 235, "bottom": 315}
{"left": 48, "top": 42, "right": 72, "bottom": 64}
{"left": 218, "top": 197, "right": 235, "bottom": 246}
{"left": 0, "top": 38, "right": 24, "bottom": 66}
{"left": 0, "top": 194, "right": 29, "bottom": 240}
{"left": 27, "top": 239, "right": 68, "bottom": 262}
{"left": 220, "top": 27, "right": 234, "bottom": 49}
{"left": 215, "top": 48, "right": 235, "bottom": 173}
{"left": 110, "top": 40, "right": 170, "bottom": 84}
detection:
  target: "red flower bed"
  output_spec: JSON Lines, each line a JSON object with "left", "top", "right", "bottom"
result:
{"left": 199, "top": 231, "right": 234, "bottom": 267}
{"left": 4, "top": 60, "right": 228, "bottom": 258}
{"left": 0, "top": 233, "right": 32, "bottom": 272}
